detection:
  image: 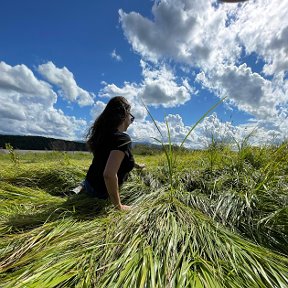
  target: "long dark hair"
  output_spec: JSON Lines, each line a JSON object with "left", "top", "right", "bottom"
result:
{"left": 86, "top": 96, "right": 131, "bottom": 152}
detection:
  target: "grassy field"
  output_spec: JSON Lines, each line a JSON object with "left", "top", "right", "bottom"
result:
{"left": 0, "top": 145, "right": 288, "bottom": 287}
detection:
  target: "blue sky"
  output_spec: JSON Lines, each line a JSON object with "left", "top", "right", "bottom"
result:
{"left": 0, "top": 0, "right": 287, "bottom": 148}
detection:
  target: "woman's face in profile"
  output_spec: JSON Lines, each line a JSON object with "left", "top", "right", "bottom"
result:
{"left": 122, "top": 110, "right": 134, "bottom": 131}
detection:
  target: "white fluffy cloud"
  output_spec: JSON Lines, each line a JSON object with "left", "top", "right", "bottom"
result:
{"left": 89, "top": 100, "right": 107, "bottom": 122}
{"left": 196, "top": 64, "right": 287, "bottom": 119}
{"left": 0, "top": 61, "right": 57, "bottom": 106}
{"left": 111, "top": 49, "right": 122, "bottom": 62}
{"left": 99, "top": 80, "right": 147, "bottom": 121}
{"left": 99, "top": 60, "right": 195, "bottom": 120}
{"left": 127, "top": 115, "right": 194, "bottom": 147}
{"left": 118, "top": 0, "right": 288, "bottom": 145}
{"left": 234, "top": 0, "right": 288, "bottom": 76}
{"left": 0, "top": 61, "right": 87, "bottom": 140}
{"left": 139, "top": 61, "right": 194, "bottom": 107}
{"left": 128, "top": 111, "right": 284, "bottom": 149}
{"left": 119, "top": 1, "right": 233, "bottom": 68}
{"left": 120, "top": 0, "right": 288, "bottom": 75}
{"left": 38, "top": 61, "right": 94, "bottom": 106}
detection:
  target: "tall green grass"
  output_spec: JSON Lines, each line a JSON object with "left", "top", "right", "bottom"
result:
{"left": 143, "top": 96, "right": 226, "bottom": 193}
{"left": 0, "top": 142, "right": 287, "bottom": 287}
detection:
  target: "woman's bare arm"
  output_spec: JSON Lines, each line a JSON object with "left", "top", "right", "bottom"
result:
{"left": 103, "top": 150, "right": 130, "bottom": 210}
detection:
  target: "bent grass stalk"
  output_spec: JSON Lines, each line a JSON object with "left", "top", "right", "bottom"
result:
{"left": 143, "top": 96, "right": 227, "bottom": 192}
{"left": 254, "top": 142, "right": 287, "bottom": 193}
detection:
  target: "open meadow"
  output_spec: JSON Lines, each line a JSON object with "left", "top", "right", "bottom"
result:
{"left": 0, "top": 144, "right": 288, "bottom": 287}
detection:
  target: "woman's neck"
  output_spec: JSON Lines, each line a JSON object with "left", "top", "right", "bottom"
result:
{"left": 117, "top": 122, "right": 125, "bottom": 132}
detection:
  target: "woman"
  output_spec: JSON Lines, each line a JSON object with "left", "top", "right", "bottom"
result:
{"left": 83, "top": 96, "right": 143, "bottom": 211}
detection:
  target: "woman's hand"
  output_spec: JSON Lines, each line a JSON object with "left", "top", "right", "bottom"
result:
{"left": 134, "top": 163, "right": 146, "bottom": 170}
{"left": 118, "top": 204, "right": 132, "bottom": 211}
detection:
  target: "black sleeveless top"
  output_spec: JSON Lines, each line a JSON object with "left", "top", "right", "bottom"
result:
{"left": 85, "top": 131, "right": 135, "bottom": 199}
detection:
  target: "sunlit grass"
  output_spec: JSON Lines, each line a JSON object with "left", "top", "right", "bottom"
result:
{"left": 0, "top": 144, "right": 287, "bottom": 287}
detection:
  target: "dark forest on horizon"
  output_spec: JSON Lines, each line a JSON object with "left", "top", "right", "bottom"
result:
{"left": 0, "top": 134, "right": 87, "bottom": 151}
{"left": 0, "top": 134, "right": 165, "bottom": 154}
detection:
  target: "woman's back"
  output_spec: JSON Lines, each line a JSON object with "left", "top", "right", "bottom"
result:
{"left": 86, "top": 131, "right": 134, "bottom": 199}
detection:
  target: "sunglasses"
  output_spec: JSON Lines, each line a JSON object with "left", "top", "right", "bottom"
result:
{"left": 130, "top": 113, "right": 135, "bottom": 123}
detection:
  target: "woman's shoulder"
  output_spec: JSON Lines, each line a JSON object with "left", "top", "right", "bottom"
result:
{"left": 112, "top": 131, "right": 132, "bottom": 150}
{"left": 113, "top": 131, "right": 131, "bottom": 141}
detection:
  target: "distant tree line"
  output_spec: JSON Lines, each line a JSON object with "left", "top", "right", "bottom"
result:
{"left": 132, "top": 143, "right": 190, "bottom": 155}
{"left": 0, "top": 134, "right": 186, "bottom": 154}
{"left": 132, "top": 143, "right": 162, "bottom": 155}
{"left": 0, "top": 135, "right": 87, "bottom": 151}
